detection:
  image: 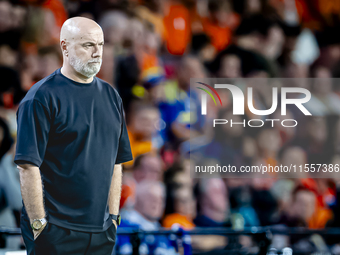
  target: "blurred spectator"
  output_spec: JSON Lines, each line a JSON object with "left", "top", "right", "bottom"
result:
{"left": 36, "top": 46, "right": 62, "bottom": 79}
{"left": 139, "top": 23, "right": 165, "bottom": 93}
{"left": 201, "top": 0, "right": 236, "bottom": 52}
{"left": 0, "top": 1, "right": 26, "bottom": 34}
{"left": 135, "top": 0, "right": 167, "bottom": 41}
{"left": 164, "top": 159, "right": 193, "bottom": 188}
{"left": 22, "top": 7, "right": 59, "bottom": 47}
{"left": 278, "top": 186, "right": 316, "bottom": 227}
{"left": 251, "top": 177, "right": 278, "bottom": 226}
{"left": 115, "top": 53, "right": 140, "bottom": 112}
{"left": 229, "top": 184, "right": 260, "bottom": 227}
{"left": 120, "top": 153, "right": 164, "bottom": 215}
{"left": 218, "top": 53, "right": 242, "bottom": 78}
{"left": 133, "top": 153, "right": 164, "bottom": 183}
{"left": 159, "top": 56, "right": 205, "bottom": 144}
{"left": 118, "top": 181, "right": 177, "bottom": 255}
{"left": 277, "top": 182, "right": 333, "bottom": 229}
{"left": 257, "top": 128, "right": 282, "bottom": 169}
{"left": 126, "top": 101, "right": 162, "bottom": 165}
{"left": 194, "top": 178, "right": 229, "bottom": 227}
{"left": 234, "top": 15, "right": 265, "bottom": 53}
{"left": 115, "top": 18, "right": 164, "bottom": 111}
{"left": 99, "top": 10, "right": 129, "bottom": 47}
{"left": 41, "top": 0, "right": 67, "bottom": 31}
{"left": 163, "top": 186, "right": 196, "bottom": 229}
{"left": 306, "top": 179, "right": 334, "bottom": 229}
{"left": 0, "top": 1, "right": 13, "bottom": 33}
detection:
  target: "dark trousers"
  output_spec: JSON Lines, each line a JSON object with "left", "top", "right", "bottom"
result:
{"left": 20, "top": 217, "right": 116, "bottom": 255}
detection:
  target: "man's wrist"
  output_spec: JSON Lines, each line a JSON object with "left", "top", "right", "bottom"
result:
{"left": 110, "top": 214, "right": 121, "bottom": 226}
{"left": 29, "top": 216, "right": 46, "bottom": 225}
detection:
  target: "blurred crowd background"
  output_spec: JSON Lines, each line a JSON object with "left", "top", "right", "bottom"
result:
{"left": 2, "top": 0, "right": 340, "bottom": 254}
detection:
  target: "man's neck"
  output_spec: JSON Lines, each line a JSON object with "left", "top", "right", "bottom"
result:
{"left": 61, "top": 66, "right": 93, "bottom": 83}
{"left": 130, "top": 209, "right": 160, "bottom": 230}
{"left": 135, "top": 209, "right": 155, "bottom": 223}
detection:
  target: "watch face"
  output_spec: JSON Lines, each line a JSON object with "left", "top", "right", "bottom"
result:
{"left": 118, "top": 215, "right": 121, "bottom": 225}
{"left": 32, "top": 220, "right": 42, "bottom": 230}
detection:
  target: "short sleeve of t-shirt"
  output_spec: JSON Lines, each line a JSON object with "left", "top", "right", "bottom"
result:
{"left": 115, "top": 102, "right": 133, "bottom": 164}
{"left": 14, "top": 99, "right": 51, "bottom": 167}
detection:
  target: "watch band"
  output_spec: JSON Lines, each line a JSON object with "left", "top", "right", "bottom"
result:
{"left": 110, "top": 214, "right": 121, "bottom": 226}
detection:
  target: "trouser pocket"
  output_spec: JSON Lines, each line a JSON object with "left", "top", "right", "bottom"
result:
{"left": 105, "top": 224, "right": 117, "bottom": 243}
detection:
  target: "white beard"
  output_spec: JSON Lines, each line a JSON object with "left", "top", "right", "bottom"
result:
{"left": 70, "top": 56, "right": 102, "bottom": 78}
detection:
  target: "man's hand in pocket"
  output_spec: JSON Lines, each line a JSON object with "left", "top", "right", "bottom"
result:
{"left": 112, "top": 219, "right": 117, "bottom": 230}
{"left": 33, "top": 222, "right": 47, "bottom": 240}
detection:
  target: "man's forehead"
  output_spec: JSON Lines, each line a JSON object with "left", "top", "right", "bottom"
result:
{"left": 75, "top": 31, "right": 104, "bottom": 42}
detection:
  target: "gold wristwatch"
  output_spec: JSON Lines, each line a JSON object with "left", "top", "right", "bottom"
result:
{"left": 31, "top": 218, "right": 47, "bottom": 231}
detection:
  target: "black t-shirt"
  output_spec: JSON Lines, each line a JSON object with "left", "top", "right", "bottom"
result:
{"left": 14, "top": 69, "right": 133, "bottom": 232}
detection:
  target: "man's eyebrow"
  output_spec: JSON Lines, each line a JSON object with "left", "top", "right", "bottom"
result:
{"left": 82, "top": 41, "right": 104, "bottom": 45}
{"left": 82, "top": 41, "right": 95, "bottom": 45}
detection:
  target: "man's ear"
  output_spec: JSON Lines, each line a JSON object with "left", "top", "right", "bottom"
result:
{"left": 60, "top": 40, "right": 68, "bottom": 56}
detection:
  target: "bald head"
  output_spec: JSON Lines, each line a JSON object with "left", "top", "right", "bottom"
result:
{"left": 60, "top": 17, "right": 104, "bottom": 81}
{"left": 60, "top": 17, "right": 102, "bottom": 42}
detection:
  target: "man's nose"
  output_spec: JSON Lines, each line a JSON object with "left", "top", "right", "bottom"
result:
{"left": 92, "top": 45, "right": 102, "bottom": 58}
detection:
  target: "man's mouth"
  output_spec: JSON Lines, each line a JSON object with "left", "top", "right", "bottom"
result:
{"left": 88, "top": 60, "right": 101, "bottom": 64}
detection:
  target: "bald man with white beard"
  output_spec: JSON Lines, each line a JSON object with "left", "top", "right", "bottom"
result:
{"left": 15, "top": 17, "right": 132, "bottom": 254}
